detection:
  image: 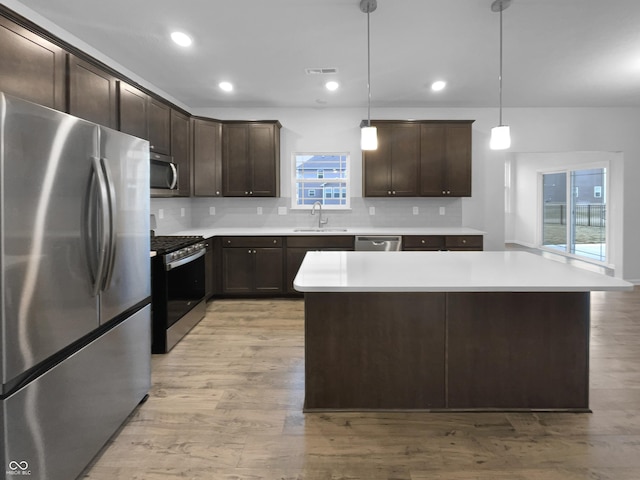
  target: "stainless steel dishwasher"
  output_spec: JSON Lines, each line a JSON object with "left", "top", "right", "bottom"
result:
{"left": 354, "top": 235, "right": 402, "bottom": 251}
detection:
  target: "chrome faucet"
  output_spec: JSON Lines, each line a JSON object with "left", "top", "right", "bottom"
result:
{"left": 311, "top": 201, "right": 328, "bottom": 229}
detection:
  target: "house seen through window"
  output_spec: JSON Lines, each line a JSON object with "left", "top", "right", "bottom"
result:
{"left": 293, "top": 153, "right": 349, "bottom": 209}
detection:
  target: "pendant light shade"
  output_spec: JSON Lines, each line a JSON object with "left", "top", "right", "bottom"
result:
{"left": 490, "top": 0, "right": 512, "bottom": 150}
{"left": 361, "top": 125, "right": 378, "bottom": 150}
{"left": 490, "top": 125, "right": 511, "bottom": 150}
{"left": 360, "top": 0, "right": 378, "bottom": 151}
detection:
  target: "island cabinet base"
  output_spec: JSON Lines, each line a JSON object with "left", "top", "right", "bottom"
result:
{"left": 304, "top": 291, "right": 590, "bottom": 412}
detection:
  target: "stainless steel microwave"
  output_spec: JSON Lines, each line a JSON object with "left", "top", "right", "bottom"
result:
{"left": 150, "top": 152, "right": 178, "bottom": 197}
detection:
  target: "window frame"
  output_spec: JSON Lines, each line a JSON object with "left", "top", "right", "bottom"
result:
{"left": 537, "top": 161, "right": 609, "bottom": 265}
{"left": 291, "top": 152, "right": 351, "bottom": 210}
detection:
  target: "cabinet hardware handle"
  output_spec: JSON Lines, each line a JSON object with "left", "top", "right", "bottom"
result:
{"left": 250, "top": 191, "right": 253, "bottom": 195}
{"left": 392, "top": 191, "right": 396, "bottom": 195}
{"left": 442, "top": 190, "right": 446, "bottom": 195}
{"left": 462, "top": 239, "right": 467, "bottom": 244}
{"left": 273, "top": 240, "right": 277, "bottom": 244}
{"left": 388, "top": 191, "right": 391, "bottom": 195}
{"left": 421, "top": 240, "right": 425, "bottom": 244}
{"left": 216, "top": 191, "right": 220, "bottom": 195}
{"left": 245, "top": 191, "right": 249, "bottom": 195}
{"left": 253, "top": 250, "right": 257, "bottom": 254}
{"left": 248, "top": 250, "right": 251, "bottom": 253}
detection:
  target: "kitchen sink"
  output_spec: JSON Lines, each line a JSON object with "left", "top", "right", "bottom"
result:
{"left": 293, "top": 228, "right": 348, "bottom": 232}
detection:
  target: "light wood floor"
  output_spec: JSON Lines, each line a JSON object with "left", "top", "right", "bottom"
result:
{"left": 83, "top": 289, "right": 640, "bottom": 479}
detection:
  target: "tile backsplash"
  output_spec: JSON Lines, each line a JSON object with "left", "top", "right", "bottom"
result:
{"left": 150, "top": 197, "right": 462, "bottom": 234}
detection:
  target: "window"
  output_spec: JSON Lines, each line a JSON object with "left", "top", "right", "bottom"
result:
{"left": 293, "top": 153, "right": 350, "bottom": 209}
{"left": 541, "top": 167, "right": 607, "bottom": 263}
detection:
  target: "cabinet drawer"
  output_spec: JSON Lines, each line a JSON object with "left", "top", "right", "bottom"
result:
{"left": 403, "top": 236, "right": 445, "bottom": 250}
{"left": 445, "top": 235, "right": 483, "bottom": 249}
{"left": 222, "top": 236, "right": 282, "bottom": 248}
{"left": 287, "top": 236, "right": 354, "bottom": 249}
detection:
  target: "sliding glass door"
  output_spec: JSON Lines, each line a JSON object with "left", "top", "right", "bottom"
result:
{"left": 541, "top": 168, "right": 607, "bottom": 262}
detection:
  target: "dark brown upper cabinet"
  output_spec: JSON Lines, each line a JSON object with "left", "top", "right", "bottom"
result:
{"left": 147, "top": 98, "right": 171, "bottom": 155}
{"left": 118, "top": 81, "right": 171, "bottom": 155}
{"left": 192, "top": 118, "right": 223, "bottom": 197}
{"left": 67, "top": 55, "right": 117, "bottom": 129}
{"left": 119, "top": 82, "right": 148, "bottom": 140}
{"left": 222, "top": 121, "right": 281, "bottom": 197}
{"left": 363, "top": 122, "right": 420, "bottom": 197}
{"left": 420, "top": 121, "right": 473, "bottom": 197}
{"left": 0, "top": 15, "right": 66, "bottom": 110}
{"left": 170, "top": 109, "right": 191, "bottom": 197}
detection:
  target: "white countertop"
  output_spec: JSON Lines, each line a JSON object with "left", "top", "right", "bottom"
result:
{"left": 171, "top": 226, "right": 485, "bottom": 237}
{"left": 293, "top": 251, "right": 634, "bottom": 293}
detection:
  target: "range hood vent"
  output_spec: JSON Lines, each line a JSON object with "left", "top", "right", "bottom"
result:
{"left": 305, "top": 67, "right": 338, "bottom": 75}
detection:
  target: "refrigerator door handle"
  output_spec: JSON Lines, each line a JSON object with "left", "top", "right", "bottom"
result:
{"left": 100, "top": 157, "right": 118, "bottom": 290}
{"left": 90, "top": 156, "right": 110, "bottom": 297}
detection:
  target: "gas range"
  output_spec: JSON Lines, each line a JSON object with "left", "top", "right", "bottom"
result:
{"left": 150, "top": 235, "right": 207, "bottom": 353}
{"left": 150, "top": 235, "right": 206, "bottom": 263}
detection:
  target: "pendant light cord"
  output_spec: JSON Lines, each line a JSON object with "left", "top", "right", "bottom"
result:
{"left": 367, "top": 9, "right": 372, "bottom": 128}
{"left": 498, "top": 5, "right": 503, "bottom": 126}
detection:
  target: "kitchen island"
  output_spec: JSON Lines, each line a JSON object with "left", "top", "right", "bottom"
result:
{"left": 294, "top": 251, "right": 633, "bottom": 412}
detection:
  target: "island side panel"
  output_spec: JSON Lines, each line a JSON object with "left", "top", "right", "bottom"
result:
{"left": 446, "top": 292, "right": 590, "bottom": 410}
{"left": 304, "top": 292, "right": 446, "bottom": 410}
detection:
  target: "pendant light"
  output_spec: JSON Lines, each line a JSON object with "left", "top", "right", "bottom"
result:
{"left": 360, "top": 0, "right": 378, "bottom": 150}
{"left": 490, "top": 0, "right": 512, "bottom": 150}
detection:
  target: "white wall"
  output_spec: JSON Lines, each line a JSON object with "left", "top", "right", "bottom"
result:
{"left": 190, "top": 106, "right": 640, "bottom": 282}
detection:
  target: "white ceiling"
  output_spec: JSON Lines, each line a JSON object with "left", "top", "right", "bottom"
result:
{"left": 12, "top": 0, "right": 640, "bottom": 109}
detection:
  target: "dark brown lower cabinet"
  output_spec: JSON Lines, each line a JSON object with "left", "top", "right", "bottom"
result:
{"left": 221, "top": 237, "right": 283, "bottom": 294}
{"left": 304, "top": 290, "right": 590, "bottom": 411}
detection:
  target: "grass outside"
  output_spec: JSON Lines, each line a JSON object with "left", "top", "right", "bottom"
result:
{"left": 542, "top": 224, "right": 606, "bottom": 245}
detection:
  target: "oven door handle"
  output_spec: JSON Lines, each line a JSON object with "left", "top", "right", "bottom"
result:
{"left": 165, "top": 248, "right": 206, "bottom": 271}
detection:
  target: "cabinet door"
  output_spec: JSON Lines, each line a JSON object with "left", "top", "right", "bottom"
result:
{"left": 148, "top": 98, "right": 171, "bottom": 155}
{"left": 249, "top": 124, "right": 278, "bottom": 196}
{"left": 171, "top": 109, "right": 191, "bottom": 196}
{"left": 193, "top": 118, "right": 222, "bottom": 196}
{"left": 420, "top": 124, "right": 446, "bottom": 196}
{"left": 445, "top": 124, "right": 472, "bottom": 197}
{"left": 0, "top": 16, "right": 66, "bottom": 110}
{"left": 222, "top": 248, "right": 254, "bottom": 294}
{"left": 222, "top": 124, "right": 250, "bottom": 196}
{"left": 363, "top": 123, "right": 419, "bottom": 197}
{"left": 390, "top": 123, "right": 420, "bottom": 196}
{"left": 363, "top": 125, "right": 392, "bottom": 196}
{"left": 254, "top": 248, "right": 283, "bottom": 293}
{"left": 119, "top": 82, "right": 148, "bottom": 140}
{"left": 67, "top": 55, "right": 117, "bottom": 128}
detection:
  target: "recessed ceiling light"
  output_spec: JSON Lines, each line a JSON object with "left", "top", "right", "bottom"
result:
{"left": 325, "top": 81, "right": 339, "bottom": 91}
{"left": 171, "top": 31, "right": 192, "bottom": 47}
{"left": 219, "top": 81, "right": 233, "bottom": 92}
{"left": 431, "top": 80, "right": 447, "bottom": 91}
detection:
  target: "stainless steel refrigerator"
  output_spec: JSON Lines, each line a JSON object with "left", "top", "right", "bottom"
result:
{"left": 0, "top": 93, "right": 151, "bottom": 480}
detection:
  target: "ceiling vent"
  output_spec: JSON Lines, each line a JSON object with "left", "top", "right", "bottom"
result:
{"left": 305, "top": 67, "right": 338, "bottom": 75}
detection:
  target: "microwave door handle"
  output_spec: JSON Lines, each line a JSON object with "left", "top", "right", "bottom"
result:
{"left": 168, "top": 162, "right": 178, "bottom": 190}
{"left": 90, "top": 156, "right": 110, "bottom": 297}
{"left": 100, "top": 157, "right": 118, "bottom": 290}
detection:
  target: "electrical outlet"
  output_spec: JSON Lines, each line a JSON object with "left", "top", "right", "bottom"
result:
{"left": 209, "top": 206, "right": 216, "bottom": 215}
{"left": 158, "top": 209, "right": 164, "bottom": 219}
{"left": 412, "top": 206, "right": 419, "bottom": 215}
{"left": 180, "top": 208, "right": 185, "bottom": 217}
{"left": 257, "top": 207, "right": 263, "bottom": 215}
{"left": 369, "top": 206, "right": 375, "bottom": 215}
{"left": 278, "top": 206, "right": 287, "bottom": 215}
{"left": 439, "top": 207, "right": 446, "bottom": 216}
